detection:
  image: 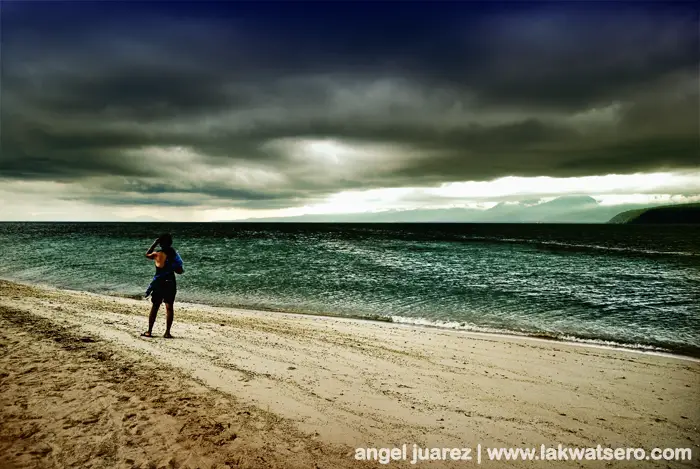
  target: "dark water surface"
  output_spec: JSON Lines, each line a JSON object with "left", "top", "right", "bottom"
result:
{"left": 1, "top": 222, "right": 698, "bottom": 356}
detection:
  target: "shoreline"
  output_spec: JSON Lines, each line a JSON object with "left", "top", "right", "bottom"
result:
{"left": 2, "top": 276, "right": 698, "bottom": 362}
{"left": 1, "top": 278, "right": 699, "bottom": 468}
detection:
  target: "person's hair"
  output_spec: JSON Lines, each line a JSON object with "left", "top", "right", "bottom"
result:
{"left": 159, "top": 233, "right": 173, "bottom": 248}
{"left": 159, "top": 233, "right": 176, "bottom": 260}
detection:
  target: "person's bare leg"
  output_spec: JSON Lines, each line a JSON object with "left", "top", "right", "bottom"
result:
{"left": 143, "top": 302, "right": 160, "bottom": 337}
{"left": 164, "top": 303, "right": 174, "bottom": 338}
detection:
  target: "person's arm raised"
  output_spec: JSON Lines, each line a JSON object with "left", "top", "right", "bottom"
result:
{"left": 145, "top": 238, "right": 159, "bottom": 259}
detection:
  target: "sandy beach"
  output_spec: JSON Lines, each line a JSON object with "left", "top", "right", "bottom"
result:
{"left": 1, "top": 279, "right": 698, "bottom": 468}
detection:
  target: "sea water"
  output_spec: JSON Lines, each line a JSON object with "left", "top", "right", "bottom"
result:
{"left": 1, "top": 222, "right": 698, "bottom": 356}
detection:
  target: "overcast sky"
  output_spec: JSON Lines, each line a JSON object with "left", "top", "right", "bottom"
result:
{"left": 1, "top": 1, "right": 698, "bottom": 221}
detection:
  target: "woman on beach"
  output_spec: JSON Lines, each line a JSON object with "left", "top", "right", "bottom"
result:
{"left": 142, "top": 233, "right": 184, "bottom": 338}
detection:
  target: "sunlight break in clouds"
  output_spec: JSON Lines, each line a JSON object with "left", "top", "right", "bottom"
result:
{"left": 238, "top": 171, "right": 700, "bottom": 218}
{"left": 428, "top": 172, "right": 700, "bottom": 200}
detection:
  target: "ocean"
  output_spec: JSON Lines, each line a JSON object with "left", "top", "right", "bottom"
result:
{"left": 1, "top": 222, "right": 698, "bottom": 357}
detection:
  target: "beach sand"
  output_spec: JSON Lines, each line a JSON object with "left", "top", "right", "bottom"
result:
{"left": 1, "top": 279, "right": 698, "bottom": 468}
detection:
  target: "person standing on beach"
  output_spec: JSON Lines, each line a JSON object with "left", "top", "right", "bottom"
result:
{"left": 142, "top": 233, "right": 184, "bottom": 338}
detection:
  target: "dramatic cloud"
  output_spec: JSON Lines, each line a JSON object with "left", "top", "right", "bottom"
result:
{"left": 0, "top": 1, "right": 698, "bottom": 219}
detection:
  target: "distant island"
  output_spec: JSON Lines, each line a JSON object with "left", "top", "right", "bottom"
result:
{"left": 608, "top": 203, "right": 700, "bottom": 224}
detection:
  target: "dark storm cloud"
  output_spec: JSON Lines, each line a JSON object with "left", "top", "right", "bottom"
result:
{"left": 97, "top": 179, "right": 308, "bottom": 209}
{"left": 446, "top": 8, "right": 699, "bottom": 110}
{"left": 61, "top": 190, "right": 304, "bottom": 210}
{"left": 64, "top": 195, "right": 203, "bottom": 208}
{"left": 1, "top": 1, "right": 698, "bottom": 209}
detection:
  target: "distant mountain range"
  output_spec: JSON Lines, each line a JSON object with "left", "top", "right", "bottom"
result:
{"left": 234, "top": 196, "right": 697, "bottom": 223}
{"left": 608, "top": 203, "right": 700, "bottom": 224}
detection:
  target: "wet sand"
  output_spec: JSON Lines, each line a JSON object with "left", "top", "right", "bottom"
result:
{"left": 1, "top": 279, "right": 698, "bottom": 468}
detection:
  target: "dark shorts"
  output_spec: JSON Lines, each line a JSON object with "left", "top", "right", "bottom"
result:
{"left": 151, "top": 279, "right": 176, "bottom": 305}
